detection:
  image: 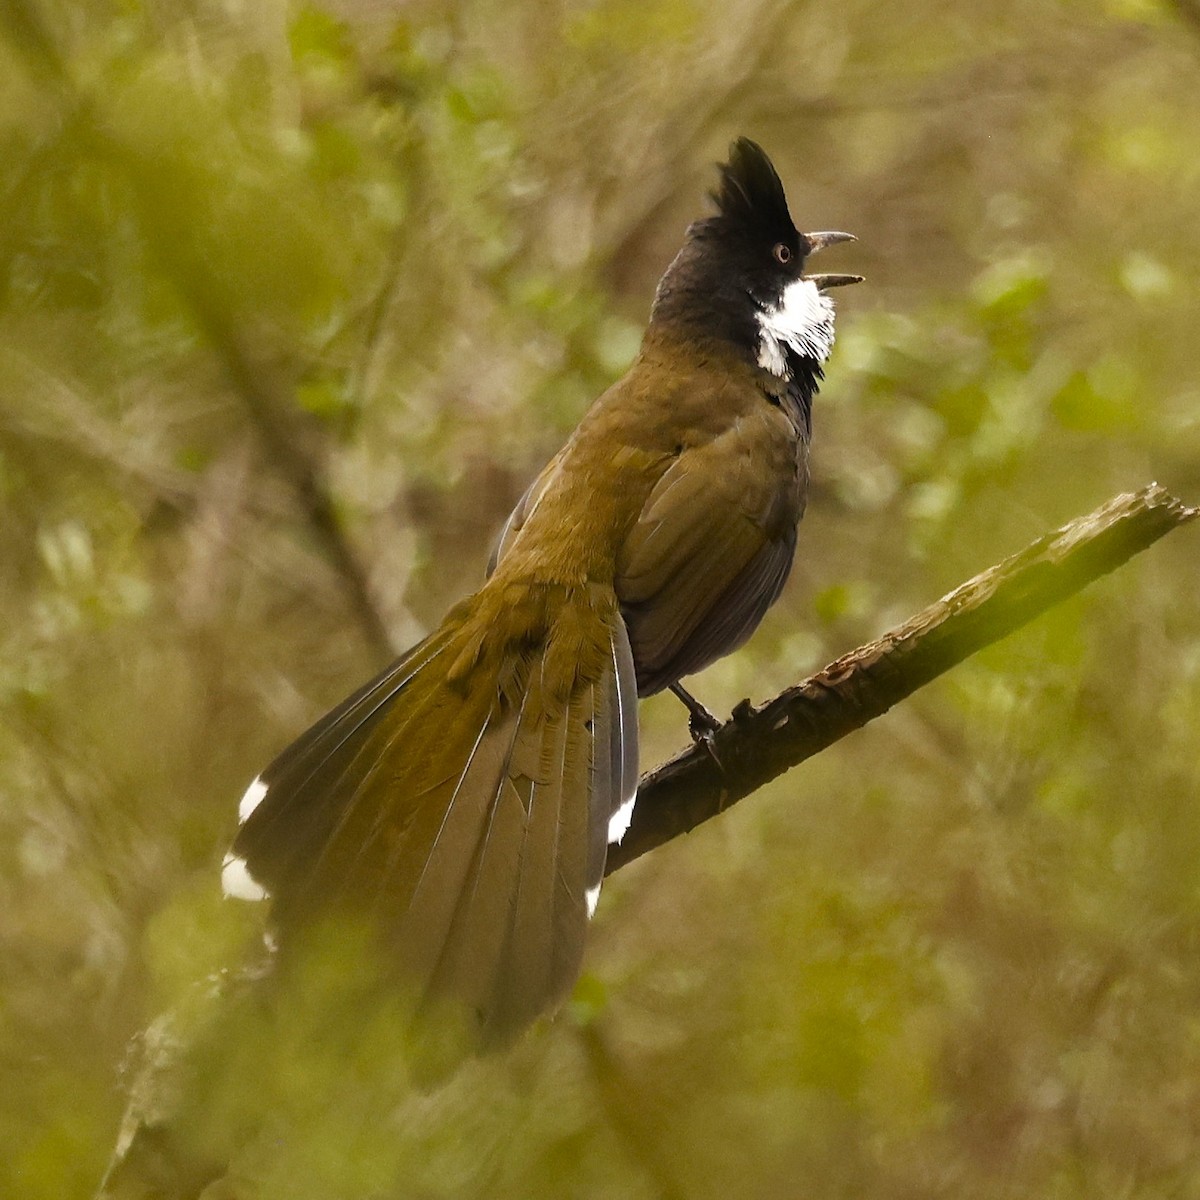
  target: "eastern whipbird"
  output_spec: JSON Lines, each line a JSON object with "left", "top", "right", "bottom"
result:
{"left": 223, "top": 138, "right": 861, "bottom": 1053}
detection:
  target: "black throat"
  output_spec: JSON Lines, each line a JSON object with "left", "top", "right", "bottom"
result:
{"left": 649, "top": 238, "right": 827, "bottom": 443}
{"left": 777, "top": 347, "right": 823, "bottom": 441}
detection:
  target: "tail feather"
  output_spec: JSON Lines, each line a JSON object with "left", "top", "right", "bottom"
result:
{"left": 229, "top": 630, "right": 458, "bottom": 902}
{"left": 489, "top": 679, "right": 578, "bottom": 1037}
{"left": 228, "top": 584, "right": 638, "bottom": 1047}
{"left": 323, "top": 673, "right": 482, "bottom": 906}
{"left": 385, "top": 700, "right": 523, "bottom": 987}
{"left": 424, "top": 681, "right": 571, "bottom": 1039}
{"left": 265, "top": 632, "right": 455, "bottom": 798}
{"left": 601, "top": 615, "right": 639, "bottom": 854}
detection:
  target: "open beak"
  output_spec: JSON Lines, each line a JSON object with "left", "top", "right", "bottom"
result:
{"left": 802, "top": 231, "right": 862, "bottom": 290}
{"left": 807, "top": 273, "right": 864, "bottom": 291}
{"left": 805, "top": 230, "right": 856, "bottom": 253}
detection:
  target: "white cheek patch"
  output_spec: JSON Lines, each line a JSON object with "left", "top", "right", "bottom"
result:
{"left": 756, "top": 278, "right": 836, "bottom": 377}
{"left": 222, "top": 852, "right": 270, "bottom": 902}
{"left": 238, "top": 775, "right": 268, "bottom": 825}
{"left": 585, "top": 883, "right": 602, "bottom": 919}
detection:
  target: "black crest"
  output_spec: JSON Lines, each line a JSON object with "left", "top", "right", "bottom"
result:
{"left": 710, "top": 138, "right": 798, "bottom": 243}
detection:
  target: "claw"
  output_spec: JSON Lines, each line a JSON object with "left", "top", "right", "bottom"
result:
{"left": 669, "top": 682, "right": 723, "bottom": 742}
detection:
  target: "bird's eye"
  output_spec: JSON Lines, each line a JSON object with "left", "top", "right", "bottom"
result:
{"left": 773, "top": 243, "right": 792, "bottom": 265}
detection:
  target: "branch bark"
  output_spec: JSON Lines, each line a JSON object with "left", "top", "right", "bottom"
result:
{"left": 607, "top": 484, "right": 1197, "bottom": 875}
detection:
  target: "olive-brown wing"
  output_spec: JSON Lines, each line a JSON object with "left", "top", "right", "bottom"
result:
{"left": 615, "top": 406, "right": 806, "bottom": 695}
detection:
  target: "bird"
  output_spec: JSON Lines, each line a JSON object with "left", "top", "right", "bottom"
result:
{"left": 221, "top": 137, "right": 860, "bottom": 1055}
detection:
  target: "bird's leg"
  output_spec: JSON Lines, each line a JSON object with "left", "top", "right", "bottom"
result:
{"left": 669, "top": 682, "right": 723, "bottom": 742}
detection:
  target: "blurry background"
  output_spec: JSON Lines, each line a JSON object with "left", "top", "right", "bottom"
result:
{"left": 2, "top": 0, "right": 1200, "bottom": 1195}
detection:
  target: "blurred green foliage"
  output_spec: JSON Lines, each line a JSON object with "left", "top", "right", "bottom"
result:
{"left": 1, "top": 0, "right": 1199, "bottom": 1196}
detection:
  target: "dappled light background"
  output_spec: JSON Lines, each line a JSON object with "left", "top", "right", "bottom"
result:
{"left": 3, "top": 0, "right": 1200, "bottom": 1195}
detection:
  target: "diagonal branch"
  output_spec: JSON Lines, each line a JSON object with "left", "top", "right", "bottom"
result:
{"left": 607, "top": 484, "right": 1197, "bottom": 875}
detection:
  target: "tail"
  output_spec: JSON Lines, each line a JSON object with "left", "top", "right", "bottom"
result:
{"left": 224, "top": 579, "right": 638, "bottom": 1046}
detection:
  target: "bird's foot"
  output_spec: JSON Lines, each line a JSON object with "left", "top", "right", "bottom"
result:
{"left": 669, "top": 682, "right": 723, "bottom": 742}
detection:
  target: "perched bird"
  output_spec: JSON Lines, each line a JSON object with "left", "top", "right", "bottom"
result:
{"left": 223, "top": 138, "right": 860, "bottom": 1051}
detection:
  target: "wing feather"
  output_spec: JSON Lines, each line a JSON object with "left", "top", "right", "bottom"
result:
{"left": 616, "top": 410, "right": 803, "bottom": 693}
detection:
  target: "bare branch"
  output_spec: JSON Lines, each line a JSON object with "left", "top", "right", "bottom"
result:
{"left": 607, "top": 485, "right": 1198, "bottom": 875}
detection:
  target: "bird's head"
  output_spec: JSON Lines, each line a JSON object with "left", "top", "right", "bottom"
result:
{"left": 650, "top": 138, "right": 861, "bottom": 378}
